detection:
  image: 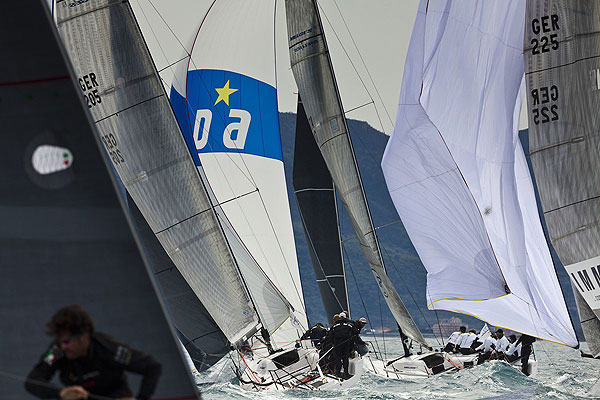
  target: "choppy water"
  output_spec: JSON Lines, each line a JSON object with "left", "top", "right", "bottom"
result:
{"left": 196, "top": 337, "right": 600, "bottom": 399}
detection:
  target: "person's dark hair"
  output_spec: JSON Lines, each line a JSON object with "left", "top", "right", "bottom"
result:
{"left": 46, "top": 304, "right": 94, "bottom": 337}
{"left": 459, "top": 326, "right": 466, "bottom": 333}
{"left": 509, "top": 334, "right": 516, "bottom": 342}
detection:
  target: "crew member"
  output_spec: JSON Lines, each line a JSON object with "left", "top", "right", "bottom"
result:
{"left": 300, "top": 323, "right": 328, "bottom": 349}
{"left": 354, "top": 317, "right": 367, "bottom": 333}
{"left": 352, "top": 317, "right": 368, "bottom": 356}
{"left": 444, "top": 326, "right": 465, "bottom": 352}
{"left": 25, "top": 304, "right": 162, "bottom": 400}
{"left": 494, "top": 329, "right": 510, "bottom": 359}
{"left": 456, "top": 329, "right": 478, "bottom": 355}
{"left": 476, "top": 332, "right": 497, "bottom": 364}
{"left": 515, "top": 334, "right": 535, "bottom": 375}
{"left": 505, "top": 334, "right": 521, "bottom": 362}
{"left": 330, "top": 312, "right": 358, "bottom": 379}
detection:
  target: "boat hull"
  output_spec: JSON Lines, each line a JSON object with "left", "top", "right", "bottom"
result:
{"left": 238, "top": 343, "right": 363, "bottom": 390}
{"left": 364, "top": 352, "right": 537, "bottom": 378}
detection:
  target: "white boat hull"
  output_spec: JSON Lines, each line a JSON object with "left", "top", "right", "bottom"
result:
{"left": 238, "top": 342, "right": 363, "bottom": 390}
{"left": 364, "top": 352, "right": 462, "bottom": 378}
{"left": 365, "top": 351, "right": 536, "bottom": 379}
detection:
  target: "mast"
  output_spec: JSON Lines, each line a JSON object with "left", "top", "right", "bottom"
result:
{"left": 285, "top": 0, "right": 427, "bottom": 346}
{"left": 524, "top": 0, "right": 600, "bottom": 356}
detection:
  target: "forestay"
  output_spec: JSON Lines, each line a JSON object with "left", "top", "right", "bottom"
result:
{"left": 285, "top": 0, "right": 426, "bottom": 346}
{"left": 293, "top": 97, "right": 349, "bottom": 326}
{"left": 382, "top": 0, "right": 577, "bottom": 347}
{"left": 56, "top": 0, "right": 277, "bottom": 345}
{"left": 525, "top": 0, "right": 600, "bottom": 355}
{"left": 169, "top": 0, "right": 308, "bottom": 345}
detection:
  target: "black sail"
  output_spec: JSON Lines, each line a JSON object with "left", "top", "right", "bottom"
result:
{"left": 0, "top": 2, "right": 199, "bottom": 398}
{"left": 293, "top": 98, "right": 349, "bottom": 326}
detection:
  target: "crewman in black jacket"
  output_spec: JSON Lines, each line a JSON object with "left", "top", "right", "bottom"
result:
{"left": 515, "top": 334, "right": 536, "bottom": 376}
{"left": 330, "top": 312, "right": 358, "bottom": 379}
{"left": 300, "top": 323, "right": 328, "bottom": 349}
{"left": 25, "top": 304, "right": 162, "bottom": 400}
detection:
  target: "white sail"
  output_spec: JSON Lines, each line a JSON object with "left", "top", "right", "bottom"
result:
{"left": 382, "top": 0, "right": 577, "bottom": 347}
{"left": 169, "top": 0, "right": 307, "bottom": 345}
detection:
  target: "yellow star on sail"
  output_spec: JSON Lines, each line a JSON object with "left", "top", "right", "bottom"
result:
{"left": 213, "top": 80, "right": 238, "bottom": 106}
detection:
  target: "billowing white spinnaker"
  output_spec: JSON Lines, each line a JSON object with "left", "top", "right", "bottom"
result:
{"left": 382, "top": 0, "right": 577, "bottom": 347}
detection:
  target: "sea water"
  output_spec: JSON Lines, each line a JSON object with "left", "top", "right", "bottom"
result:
{"left": 197, "top": 337, "right": 599, "bottom": 399}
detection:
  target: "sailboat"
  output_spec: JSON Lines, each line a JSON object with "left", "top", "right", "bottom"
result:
{"left": 284, "top": 0, "right": 473, "bottom": 379}
{"left": 382, "top": 0, "right": 578, "bottom": 377}
{"left": 523, "top": 0, "right": 600, "bottom": 364}
{"left": 56, "top": 0, "right": 357, "bottom": 391}
{"left": 0, "top": 1, "right": 200, "bottom": 398}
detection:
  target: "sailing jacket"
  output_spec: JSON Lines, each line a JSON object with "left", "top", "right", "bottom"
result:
{"left": 447, "top": 331, "right": 461, "bottom": 345}
{"left": 456, "top": 332, "right": 477, "bottom": 349}
{"left": 475, "top": 336, "right": 497, "bottom": 352}
{"left": 25, "top": 332, "right": 161, "bottom": 400}
{"left": 330, "top": 319, "right": 359, "bottom": 347}
{"left": 505, "top": 342, "right": 522, "bottom": 357}
{"left": 496, "top": 336, "right": 510, "bottom": 353}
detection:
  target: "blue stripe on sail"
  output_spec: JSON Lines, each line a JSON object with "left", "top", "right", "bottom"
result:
{"left": 170, "top": 69, "right": 283, "bottom": 165}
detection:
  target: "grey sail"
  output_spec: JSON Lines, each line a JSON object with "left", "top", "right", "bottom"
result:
{"left": 55, "top": 0, "right": 261, "bottom": 345}
{"left": 293, "top": 97, "right": 349, "bottom": 326}
{"left": 126, "top": 193, "right": 229, "bottom": 371}
{"left": 0, "top": 2, "right": 199, "bottom": 398}
{"left": 285, "top": 0, "right": 427, "bottom": 346}
{"left": 524, "top": 1, "right": 600, "bottom": 356}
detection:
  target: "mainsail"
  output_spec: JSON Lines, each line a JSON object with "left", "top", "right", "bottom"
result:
{"left": 169, "top": 0, "right": 308, "bottom": 344}
{"left": 56, "top": 0, "right": 292, "bottom": 346}
{"left": 524, "top": 0, "right": 600, "bottom": 356}
{"left": 285, "top": 0, "right": 426, "bottom": 346}
{"left": 382, "top": 0, "right": 577, "bottom": 347}
{"left": 126, "top": 194, "right": 229, "bottom": 371}
{"left": 293, "top": 97, "right": 349, "bottom": 326}
{"left": 0, "top": 1, "right": 198, "bottom": 397}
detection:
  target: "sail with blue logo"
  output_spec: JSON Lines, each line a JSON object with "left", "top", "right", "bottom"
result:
{"left": 170, "top": 0, "right": 307, "bottom": 347}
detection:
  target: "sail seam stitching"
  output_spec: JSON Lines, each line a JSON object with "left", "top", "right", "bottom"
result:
{"left": 294, "top": 188, "right": 334, "bottom": 193}
{"left": 525, "top": 53, "right": 600, "bottom": 75}
{"left": 94, "top": 94, "right": 163, "bottom": 124}
{"left": 544, "top": 195, "right": 600, "bottom": 215}
{"left": 154, "top": 209, "right": 212, "bottom": 234}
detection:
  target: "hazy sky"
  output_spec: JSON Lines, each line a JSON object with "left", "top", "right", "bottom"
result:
{"left": 130, "top": 0, "right": 528, "bottom": 134}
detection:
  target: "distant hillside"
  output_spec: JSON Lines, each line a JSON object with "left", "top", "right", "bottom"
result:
{"left": 279, "top": 112, "right": 582, "bottom": 338}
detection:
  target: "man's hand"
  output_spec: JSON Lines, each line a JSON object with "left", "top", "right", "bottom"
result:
{"left": 59, "top": 385, "right": 89, "bottom": 399}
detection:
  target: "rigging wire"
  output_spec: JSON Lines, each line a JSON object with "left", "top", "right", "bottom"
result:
{"left": 379, "top": 243, "right": 442, "bottom": 347}
{"left": 317, "top": 1, "right": 392, "bottom": 134}
{"left": 342, "top": 242, "right": 382, "bottom": 356}
{"left": 296, "top": 199, "right": 347, "bottom": 314}
{"left": 377, "top": 281, "right": 388, "bottom": 359}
